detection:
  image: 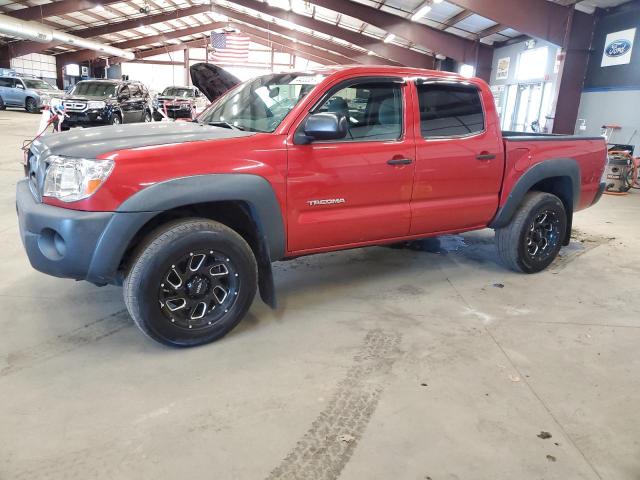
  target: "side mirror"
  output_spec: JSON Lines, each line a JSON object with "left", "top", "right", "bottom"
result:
{"left": 16, "top": 83, "right": 24, "bottom": 89}
{"left": 302, "top": 112, "right": 348, "bottom": 142}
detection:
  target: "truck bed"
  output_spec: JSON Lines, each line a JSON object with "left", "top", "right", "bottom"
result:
{"left": 500, "top": 131, "right": 607, "bottom": 213}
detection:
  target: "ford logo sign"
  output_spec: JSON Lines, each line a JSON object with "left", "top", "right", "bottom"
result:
{"left": 605, "top": 39, "right": 632, "bottom": 57}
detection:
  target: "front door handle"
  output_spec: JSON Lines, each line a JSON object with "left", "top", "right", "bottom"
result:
{"left": 476, "top": 153, "right": 496, "bottom": 161}
{"left": 387, "top": 158, "right": 413, "bottom": 166}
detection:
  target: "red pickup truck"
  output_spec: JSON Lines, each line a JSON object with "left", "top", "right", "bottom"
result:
{"left": 17, "top": 66, "right": 607, "bottom": 347}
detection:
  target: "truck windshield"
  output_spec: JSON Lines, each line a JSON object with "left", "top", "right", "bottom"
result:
{"left": 70, "top": 81, "right": 118, "bottom": 98}
{"left": 199, "top": 73, "right": 324, "bottom": 132}
{"left": 162, "top": 87, "right": 193, "bottom": 98}
{"left": 23, "top": 79, "right": 55, "bottom": 90}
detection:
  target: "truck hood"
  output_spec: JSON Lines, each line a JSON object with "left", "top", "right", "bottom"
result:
{"left": 62, "top": 95, "right": 112, "bottom": 102}
{"left": 189, "top": 63, "right": 240, "bottom": 102}
{"left": 32, "top": 121, "right": 255, "bottom": 159}
{"left": 157, "top": 96, "right": 192, "bottom": 102}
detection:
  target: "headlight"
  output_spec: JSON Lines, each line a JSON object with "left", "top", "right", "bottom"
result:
{"left": 43, "top": 156, "right": 114, "bottom": 202}
{"left": 180, "top": 103, "right": 191, "bottom": 110}
{"left": 87, "top": 101, "right": 106, "bottom": 109}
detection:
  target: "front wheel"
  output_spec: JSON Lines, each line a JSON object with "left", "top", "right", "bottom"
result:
{"left": 495, "top": 192, "right": 567, "bottom": 273}
{"left": 124, "top": 219, "right": 258, "bottom": 347}
{"left": 111, "top": 113, "right": 122, "bottom": 125}
{"left": 0, "top": 96, "right": 6, "bottom": 110}
{"left": 143, "top": 110, "right": 152, "bottom": 122}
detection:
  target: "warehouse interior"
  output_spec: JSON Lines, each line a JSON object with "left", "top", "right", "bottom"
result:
{"left": 1, "top": 0, "right": 639, "bottom": 479}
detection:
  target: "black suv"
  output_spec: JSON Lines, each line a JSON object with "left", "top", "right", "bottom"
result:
{"left": 62, "top": 79, "right": 152, "bottom": 129}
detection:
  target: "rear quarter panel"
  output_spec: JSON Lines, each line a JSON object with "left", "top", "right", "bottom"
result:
{"left": 502, "top": 138, "right": 607, "bottom": 211}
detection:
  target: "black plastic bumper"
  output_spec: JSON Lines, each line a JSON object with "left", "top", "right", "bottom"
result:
{"left": 16, "top": 180, "right": 114, "bottom": 281}
{"left": 591, "top": 181, "right": 606, "bottom": 206}
{"left": 16, "top": 180, "right": 160, "bottom": 285}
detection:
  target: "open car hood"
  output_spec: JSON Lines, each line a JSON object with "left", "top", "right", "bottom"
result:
{"left": 189, "top": 63, "right": 240, "bottom": 102}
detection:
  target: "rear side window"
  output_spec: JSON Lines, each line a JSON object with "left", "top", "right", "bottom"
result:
{"left": 417, "top": 82, "right": 484, "bottom": 138}
{"left": 0, "top": 78, "right": 13, "bottom": 88}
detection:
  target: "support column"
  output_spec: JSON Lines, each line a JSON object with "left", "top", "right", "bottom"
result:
{"left": 552, "top": 10, "right": 596, "bottom": 134}
{"left": 55, "top": 56, "right": 65, "bottom": 90}
{"left": 184, "top": 48, "right": 189, "bottom": 86}
{"left": 0, "top": 47, "right": 10, "bottom": 69}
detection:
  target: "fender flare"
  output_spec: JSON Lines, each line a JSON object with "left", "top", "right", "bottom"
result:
{"left": 489, "top": 158, "right": 580, "bottom": 229}
{"left": 86, "top": 174, "right": 285, "bottom": 289}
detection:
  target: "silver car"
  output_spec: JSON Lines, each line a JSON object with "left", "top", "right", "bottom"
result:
{"left": 0, "top": 76, "right": 60, "bottom": 113}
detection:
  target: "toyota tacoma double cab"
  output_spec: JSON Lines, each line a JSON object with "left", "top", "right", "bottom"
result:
{"left": 16, "top": 66, "right": 607, "bottom": 347}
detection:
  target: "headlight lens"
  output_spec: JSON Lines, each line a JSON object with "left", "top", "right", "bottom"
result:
{"left": 43, "top": 156, "right": 114, "bottom": 202}
{"left": 87, "top": 100, "right": 106, "bottom": 109}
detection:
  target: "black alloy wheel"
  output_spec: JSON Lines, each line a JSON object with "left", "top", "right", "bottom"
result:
{"left": 524, "top": 210, "right": 561, "bottom": 263}
{"left": 495, "top": 192, "right": 567, "bottom": 273}
{"left": 123, "top": 219, "right": 258, "bottom": 347}
{"left": 158, "top": 250, "right": 239, "bottom": 330}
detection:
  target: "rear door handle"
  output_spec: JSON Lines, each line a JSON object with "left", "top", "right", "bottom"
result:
{"left": 387, "top": 158, "right": 413, "bottom": 166}
{"left": 476, "top": 153, "right": 496, "bottom": 160}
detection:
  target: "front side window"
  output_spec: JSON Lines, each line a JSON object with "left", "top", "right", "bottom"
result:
{"left": 129, "top": 84, "right": 141, "bottom": 98}
{"left": 0, "top": 78, "right": 13, "bottom": 88}
{"left": 199, "top": 72, "right": 324, "bottom": 132}
{"left": 314, "top": 81, "right": 403, "bottom": 141}
{"left": 417, "top": 82, "right": 485, "bottom": 138}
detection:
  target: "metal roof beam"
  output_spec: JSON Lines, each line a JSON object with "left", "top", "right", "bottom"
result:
{"left": 224, "top": 0, "right": 435, "bottom": 68}
{"left": 6, "top": 0, "right": 123, "bottom": 21}
{"left": 447, "top": 0, "right": 578, "bottom": 46}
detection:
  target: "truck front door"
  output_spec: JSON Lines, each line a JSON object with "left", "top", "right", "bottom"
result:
{"left": 286, "top": 77, "right": 416, "bottom": 253}
{"left": 409, "top": 80, "right": 504, "bottom": 234}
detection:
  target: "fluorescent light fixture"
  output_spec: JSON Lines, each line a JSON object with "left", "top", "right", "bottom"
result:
{"left": 411, "top": 3, "right": 432, "bottom": 22}
{"left": 383, "top": 33, "right": 395, "bottom": 43}
{"left": 367, "top": 50, "right": 376, "bottom": 55}
{"left": 434, "top": 0, "right": 444, "bottom": 3}
{"left": 459, "top": 64, "right": 475, "bottom": 78}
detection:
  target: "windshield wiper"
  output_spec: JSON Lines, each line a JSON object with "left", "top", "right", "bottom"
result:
{"left": 207, "top": 121, "right": 245, "bottom": 131}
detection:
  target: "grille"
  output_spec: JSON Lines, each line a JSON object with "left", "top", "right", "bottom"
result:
{"left": 64, "top": 101, "right": 87, "bottom": 112}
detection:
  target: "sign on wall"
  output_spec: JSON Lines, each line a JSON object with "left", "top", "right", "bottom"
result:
{"left": 496, "top": 57, "right": 510, "bottom": 80}
{"left": 601, "top": 28, "right": 636, "bottom": 67}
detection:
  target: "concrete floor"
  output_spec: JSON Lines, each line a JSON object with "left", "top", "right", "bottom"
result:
{"left": 0, "top": 109, "right": 639, "bottom": 480}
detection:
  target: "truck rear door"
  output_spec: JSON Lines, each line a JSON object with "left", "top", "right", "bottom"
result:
{"left": 409, "top": 79, "right": 504, "bottom": 234}
{"left": 286, "top": 76, "right": 416, "bottom": 252}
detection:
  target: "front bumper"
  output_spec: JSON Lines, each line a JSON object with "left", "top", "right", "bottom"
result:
{"left": 62, "top": 110, "right": 111, "bottom": 127}
{"left": 16, "top": 179, "right": 114, "bottom": 281}
{"left": 17, "top": 180, "right": 158, "bottom": 285}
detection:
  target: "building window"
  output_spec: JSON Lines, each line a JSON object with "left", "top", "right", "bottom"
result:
{"left": 516, "top": 47, "right": 549, "bottom": 81}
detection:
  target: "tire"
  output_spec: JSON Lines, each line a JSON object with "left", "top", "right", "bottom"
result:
{"left": 124, "top": 219, "right": 258, "bottom": 347}
{"left": 111, "top": 113, "right": 122, "bottom": 125}
{"left": 143, "top": 110, "right": 152, "bottom": 122}
{"left": 495, "top": 192, "right": 567, "bottom": 274}
{"left": 25, "top": 97, "right": 39, "bottom": 113}
{"left": 0, "top": 96, "right": 5, "bottom": 110}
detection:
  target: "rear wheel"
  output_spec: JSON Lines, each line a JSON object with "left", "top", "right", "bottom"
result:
{"left": 495, "top": 192, "right": 566, "bottom": 273}
{"left": 0, "top": 96, "right": 5, "bottom": 110}
{"left": 111, "top": 113, "right": 122, "bottom": 125}
{"left": 143, "top": 110, "right": 152, "bottom": 122}
{"left": 25, "top": 97, "right": 39, "bottom": 113}
{"left": 124, "top": 219, "right": 258, "bottom": 347}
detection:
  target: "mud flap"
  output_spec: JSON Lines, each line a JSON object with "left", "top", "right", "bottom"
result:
{"left": 257, "top": 235, "right": 277, "bottom": 309}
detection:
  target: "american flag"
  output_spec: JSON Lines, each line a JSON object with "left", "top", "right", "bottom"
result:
{"left": 210, "top": 32, "right": 250, "bottom": 63}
